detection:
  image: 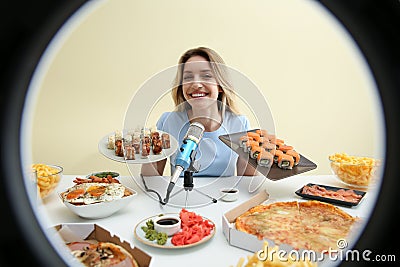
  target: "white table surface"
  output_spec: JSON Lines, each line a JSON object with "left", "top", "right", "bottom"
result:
{"left": 36, "top": 174, "right": 379, "bottom": 267}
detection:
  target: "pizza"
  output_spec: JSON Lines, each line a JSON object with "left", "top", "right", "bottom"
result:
{"left": 235, "top": 200, "right": 359, "bottom": 253}
{"left": 67, "top": 241, "right": 139, "bottom": 267}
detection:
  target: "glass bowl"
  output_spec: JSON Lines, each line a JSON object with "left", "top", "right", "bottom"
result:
{"left": 328, "top": 153, "right": 380, "bottom": 189}
{"left": 33, "top": 164, "right": 63, "bottom": 199}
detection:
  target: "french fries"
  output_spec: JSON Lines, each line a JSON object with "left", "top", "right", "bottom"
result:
{"left": 32, "top": 163, "right": 62, "bottom": 198}
{"left": 329, "top": 153, "right": 379, "bottom": 187}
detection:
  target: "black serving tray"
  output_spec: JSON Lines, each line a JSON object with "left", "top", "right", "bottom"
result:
{"left": 219, "top": 129, "right": 317, "bottom": 181}
{"left": 295, "top": 183, "right": 367, "bottom": 207}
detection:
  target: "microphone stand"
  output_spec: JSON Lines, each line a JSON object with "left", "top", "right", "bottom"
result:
{"left": 163, "top": 152, "right": 218, "bottom": 207}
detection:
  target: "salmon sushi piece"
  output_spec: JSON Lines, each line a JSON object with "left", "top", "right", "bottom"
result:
{"left": 277, "top": 153, "right": 295, "bottom": 170}
{"left": 275, "top": 139, "right": 285, "bottom": 149}
{"left": 239, "top": 135, "right": 253, "bottom": 147}
{"left": 246, "top": 131, "right": 261, "bottom": 140}
{"left": 253, "top": 135, "right": 264, "bottom": 144}
{"left": 257, "top": 136, "right": 266, "bottom": 146}
{"left": 286, "top": 149, "right": 300, "bottom": 166}
{"left": 273, "top": 150, "right": 284, "bottom": 163}
{"left": 256, "top": 129, "right": 268, "bottom": 137}
{"left": 250, "top": 145, "right": 263, "bottom": 159}
{"left": 262, "top": 141, "right": 276, "bottom": 153}
{"left": 249, "top": 134, "right": 261, "bottom": 143}
{"left": 266, "top": 134, "right": 276, "bottom": 144}
{"left": 257, "top": 150, "right": 274, "bottom": 168}
{"left": 279, "top": 144, "right": 294, "bottom": 153}
{"left": 244, "top": 140, "right": 259, "bottom": 153}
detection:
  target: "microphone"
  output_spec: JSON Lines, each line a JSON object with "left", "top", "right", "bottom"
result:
{"left": 163, "top": 122, "right": 205, "bottom": 204}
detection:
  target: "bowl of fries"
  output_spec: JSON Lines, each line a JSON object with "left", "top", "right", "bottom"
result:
{"left": 32, "top": 163, "right": 63, "bottom": 199}
{"left": 328, "top": 153, "right": 380, "bottom": 189}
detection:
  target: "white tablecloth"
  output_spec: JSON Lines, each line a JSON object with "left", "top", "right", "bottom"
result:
{"left": 37, "top": 174, "right": 379, "bottom": 267}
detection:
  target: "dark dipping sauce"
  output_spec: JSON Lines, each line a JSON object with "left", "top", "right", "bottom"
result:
{"left": 156, "top": 218, "right": 179, "bottom": 225}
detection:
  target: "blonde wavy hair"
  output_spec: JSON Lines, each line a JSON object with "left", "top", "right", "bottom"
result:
{"left": 171, "top": 47, "right": 240, "bottom": 114}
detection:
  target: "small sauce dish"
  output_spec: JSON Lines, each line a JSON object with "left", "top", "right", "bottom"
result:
{"left": 220, "top": 188, "right": 239, "bottom": 202}
{"left": 154, "top": 215, "right": 181, "bottom": 236}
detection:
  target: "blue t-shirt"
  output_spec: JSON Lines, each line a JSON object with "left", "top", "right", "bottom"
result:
{"left": 156, "top": 111, "right": 250, "bottom": 177}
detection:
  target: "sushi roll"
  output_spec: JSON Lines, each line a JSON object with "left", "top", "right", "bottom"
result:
{"left": 273, "top": 150, "right": 284, "bottom": 163}
{"left": 279, "top": 144, "right": 294, "bottom": 153}
{"left": 246, "top": 131, "right": 261, "bottom": 140}
{"left": 266, "top": 134, "right": 276, "bottom": 144}
{"left": 251, "top": 135, "right": 262, "bottom": 144}
{"left": 286, "top": 149, "right": 300, "bottom": 166}
{"left": 256, "top": 129, "right": 268, "bottom": 137}
{"left": 250, "top": 145, "right": 263, "bottom": 159}
{"left": 277, "top": 153, "right": 295, "bottom": 170}
{"left": 243, "top": 140, "right": 259, "bottom": 153}
{"left": 239, "top": 135, "right": 253, "bottom": 148}
{"left": 275, "top": 139, "right": 285, "bottom": 149}
{"left": 257, "top": 150, "right": 274, "bottom": 168}
{"left": 257, "top": 136, "right": 266, "bottom": 146}
{"left": 262, "top": 141, "right": 276, "bottom": 153}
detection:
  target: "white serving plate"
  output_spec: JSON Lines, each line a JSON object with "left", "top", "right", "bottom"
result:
{"left": 134, "top": 213, "right": 215, "bottom": 249}
{"left": 98, "top": 130, "right": 178, "bottom": 164}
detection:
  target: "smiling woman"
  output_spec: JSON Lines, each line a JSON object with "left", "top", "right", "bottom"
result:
{"left": 140, "top": 47, "right": 258, "bottom": 178}
{"left": 0, "top": 0, "right": 399, "bottom": 266}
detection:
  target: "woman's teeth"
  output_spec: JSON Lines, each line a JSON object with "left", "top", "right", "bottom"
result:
{"left": 191, "top": 93, "right": 207, "bottom": 98}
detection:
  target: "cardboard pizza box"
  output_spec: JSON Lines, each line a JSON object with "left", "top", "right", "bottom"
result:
{"left": 54, "top": 223, "right": 152, "bottom": 267}
{"left": 223, "top": 190, "right": 357, "bottom": 266}
{"left": 222, "top": 189, "right": 271, "bottom": 252}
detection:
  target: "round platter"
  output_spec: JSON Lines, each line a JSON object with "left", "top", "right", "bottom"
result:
{"left": 98, "top": 130, "right": 178, "bottom": 164}
{"left": 134, "top": 213, "right": 216, "bottom": 249}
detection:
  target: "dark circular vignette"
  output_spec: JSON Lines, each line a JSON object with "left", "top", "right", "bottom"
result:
{"left": 0, "top": 1, "right": 88, "bottom": 266}
{"left": 0, "top": 1, "right": 399, "bottom": 267}
{"left": 319, "top": 0, "right": 400, "bottom": 265}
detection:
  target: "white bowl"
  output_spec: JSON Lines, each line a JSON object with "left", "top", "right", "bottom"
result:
{"left": 153, "top": 215, "right": 181, "bottom": 236}
{"left": 59, "top": 185, "right": 136, "bottom": 219}
{"left": 220, "top": 188, "right": 239, "bottom": 202}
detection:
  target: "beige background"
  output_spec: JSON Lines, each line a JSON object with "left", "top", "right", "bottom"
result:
{"left": 27, "top": 0, "right": 384, "bottom": 177}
